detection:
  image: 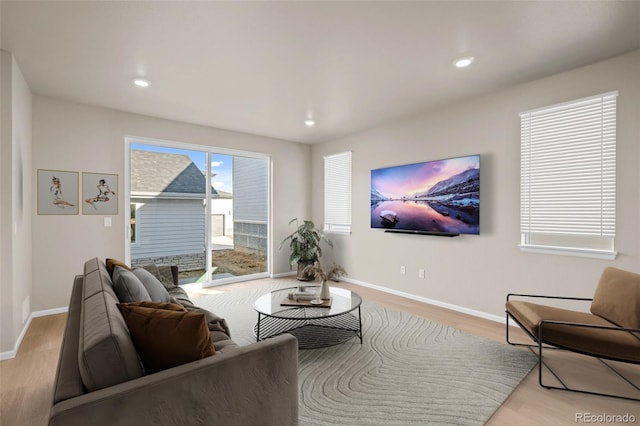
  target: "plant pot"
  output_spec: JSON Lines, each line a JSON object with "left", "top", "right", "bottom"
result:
{"left": 297, "top": 262, "right": 315, "bottom": 281}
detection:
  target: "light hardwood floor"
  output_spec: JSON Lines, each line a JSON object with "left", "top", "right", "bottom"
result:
{"left": 1, "top": 278, "right": 638, "bottom": 425}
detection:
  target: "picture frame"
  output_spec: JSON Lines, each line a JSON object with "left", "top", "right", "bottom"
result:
{"left": 82, "top": 172, "right": 118, "bottom": 215}
{"left": 37, "top": 169, "right": 79, "bottom": 215}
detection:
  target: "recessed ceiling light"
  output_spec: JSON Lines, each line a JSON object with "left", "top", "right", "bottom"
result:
{"left": 133, "top": 78, "right": 151, "bottom": 87}
{"left": 453, "top": 56, "right": 474, "bottom": 68}
{"left": 304, "top": 118, "right": 315, "bottom": 127}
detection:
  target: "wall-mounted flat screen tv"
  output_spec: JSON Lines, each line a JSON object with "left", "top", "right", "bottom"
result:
{"left": 370, "top": 154, "right": 480, "bottom": 235}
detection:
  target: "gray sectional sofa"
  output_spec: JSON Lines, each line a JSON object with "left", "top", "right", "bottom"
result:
{"left": 49, "top": 257, "right": 298, "bottom": 426}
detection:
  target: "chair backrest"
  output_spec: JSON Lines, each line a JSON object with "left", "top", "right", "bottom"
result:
{"left": 591, "top": 267, "right": 640, "bottom": 330}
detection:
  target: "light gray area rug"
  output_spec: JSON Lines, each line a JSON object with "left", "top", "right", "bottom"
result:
{"left": 192, "top": 281, "right": 537, "bottom": 425}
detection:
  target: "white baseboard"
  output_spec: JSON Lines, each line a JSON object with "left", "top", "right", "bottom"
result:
{"left": 0, "top": 317, "right": 32, "bottom": 361}
{"left": 32, "top": 306, "right": 68, "bottom": 318}
{"left": 340, "top": 277, "right": 506, "bottom": 325}
{"left": 0, "top": 306, "right": 68, "bottom": 361}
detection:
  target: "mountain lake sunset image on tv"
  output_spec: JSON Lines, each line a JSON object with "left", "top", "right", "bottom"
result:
{"left": 370, "top": 155, "right": 480, "bottom": 235}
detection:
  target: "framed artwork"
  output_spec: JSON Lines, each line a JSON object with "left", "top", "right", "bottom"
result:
{"left": 37, "top": 169, "right": 79, "bottom": 215}
{"left": 82, "top": 172, "right": 118, "bottom": 215}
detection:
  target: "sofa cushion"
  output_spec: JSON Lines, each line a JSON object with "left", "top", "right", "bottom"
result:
{"left": 132, "top": 268, "right": 171, "bottom": 302}
{"left": 209, "top": 331, "right": 239, "bottom": 353}
{"left": 118, "top": 302, "right": 216, "bottom": 373}
{"left": 185, "top": 305, "right": 231, "bottom": 337}
{"left": 82, "top": 266, "right": 118, "bottom": 301}
{"left": 591, "top": 267, "right": 640, "bottom": 330}
{"left": 167, "top": 286, "right": 194, "bottom": 307}
{"left": 105, "top": 258, "right": 132, "bottom": 277}
{"left": 79, "top": 258, "right": 144, "bottom": 391}
{"left": 113, "top": 266, "right": 152, "bottom": 303}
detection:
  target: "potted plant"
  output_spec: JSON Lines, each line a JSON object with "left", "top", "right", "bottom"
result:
{"left": 280, "top": 218, "right": 333, "bottom": 281}
{"left": 302, "top": 261, "right": 347, "bottom": 299}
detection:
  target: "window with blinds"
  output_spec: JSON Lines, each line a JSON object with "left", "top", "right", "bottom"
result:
{"left": 519, "top": 91, "right": 617, "bottom": 259}
{"left": 324, "top": 151, "right": 352, "bottom": 234}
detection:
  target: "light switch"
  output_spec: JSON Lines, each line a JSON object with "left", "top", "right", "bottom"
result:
{"left": 104, "top": 217, "right": 112, "bottom": 227}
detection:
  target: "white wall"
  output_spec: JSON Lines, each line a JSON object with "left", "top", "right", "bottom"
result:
{"left": 0, "top": 51, "right": 33, "bottom": 354}
{"left": 312, "top": 50, "right": 640, "bottom": 319}
{"left": 32, "top": 97, "right": 311, "bottom": 311}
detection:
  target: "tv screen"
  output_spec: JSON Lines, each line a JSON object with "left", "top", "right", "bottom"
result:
{"left": 370, "top": 154, "right": 480, "bottom": 235}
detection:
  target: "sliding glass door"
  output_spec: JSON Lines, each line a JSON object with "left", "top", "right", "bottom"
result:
{"left": 126, "top": 138, "right": 269, "bottom": 285}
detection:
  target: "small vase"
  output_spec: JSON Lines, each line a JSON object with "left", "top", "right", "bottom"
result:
{"left": 319, "top": 280, "right": 330, "bottom": 300}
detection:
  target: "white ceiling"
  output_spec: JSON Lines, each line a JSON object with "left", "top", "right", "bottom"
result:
{"left": 2, "top": 1, "right": 639, "bottom": 144}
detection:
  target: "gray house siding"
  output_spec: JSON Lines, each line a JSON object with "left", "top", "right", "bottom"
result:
{"left": 233, "top": 157, "right": 268, "bottom": 222}
{"left": 131, "top": 198, "right": 206, "bottom": 271}
{"left": 233, "top": 157, "right": 268, "bottom": 253}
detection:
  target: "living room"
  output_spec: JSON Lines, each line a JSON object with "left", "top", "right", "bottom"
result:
{"left": 1, "top": 1, "right": 639, "bottom": 425}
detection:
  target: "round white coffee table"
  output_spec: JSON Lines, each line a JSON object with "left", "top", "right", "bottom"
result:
{"left": 253, "top": 286, "right": 363, "bottom": 349}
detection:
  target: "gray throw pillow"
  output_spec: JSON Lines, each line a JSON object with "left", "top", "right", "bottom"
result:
{"left": 133, "top": 268, "right": 171, "bottom": 303}
{"left": 112, "top": 266, "right": 152, "bottom": 303}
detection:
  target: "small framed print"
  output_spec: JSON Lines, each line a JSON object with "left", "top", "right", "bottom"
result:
{"left": 37, "top": 169, "right": 79, "bottom": 215}
{"left": 82, "top": 172, "right": 118, "bottom": 215}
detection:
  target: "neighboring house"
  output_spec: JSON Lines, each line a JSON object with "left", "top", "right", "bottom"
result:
{"left": 210, "top": 189, "right": 233, "bottom": 239}
{"left": 232, "top": 156, "right": 268, "bottom": 254}
{"left": 130, "top": 150, "right": 218, "bottom": 271}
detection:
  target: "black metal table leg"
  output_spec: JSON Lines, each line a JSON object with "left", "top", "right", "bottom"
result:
{"left": 256, "top": 312, "right": 262, "bottom": 342}
{"left": 358, "top": 305, "right": 363, "bottom": 344}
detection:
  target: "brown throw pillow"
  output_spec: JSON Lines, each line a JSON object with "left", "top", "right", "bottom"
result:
{"left": 117, "top": 302, "right": 215, "bottom": 373}
{"left": 106, "top": 258, "right": 132, "bottom": 277}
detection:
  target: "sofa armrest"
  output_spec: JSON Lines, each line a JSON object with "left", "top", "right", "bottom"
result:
{"left": 52, "top": 275, "right": 85, "bottom": 403}
{"left": 49, "top": 334, "right": 298, "bottom": 426}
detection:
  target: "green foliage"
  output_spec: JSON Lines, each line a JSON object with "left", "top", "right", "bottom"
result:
{"left": 280, "top": 218, "right": 333, "bottom": 268}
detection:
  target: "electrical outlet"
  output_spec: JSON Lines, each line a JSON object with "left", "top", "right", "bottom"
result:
{"left": 418, "top": 268, "right": 425, "bottom": 279}
{"left": 400, "top": 265, "right": 406, "bottom": 275}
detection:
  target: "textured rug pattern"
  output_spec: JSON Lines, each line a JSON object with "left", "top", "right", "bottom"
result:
{"left": 192, "top": 281, "right": 537, "bottom": 425}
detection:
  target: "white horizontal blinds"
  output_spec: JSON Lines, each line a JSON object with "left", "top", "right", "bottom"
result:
{"left": 324, "top": 151, "right": 352, "bottom": 233}
{"left": 520, "top": 91, "right": 617, "bottom": 246}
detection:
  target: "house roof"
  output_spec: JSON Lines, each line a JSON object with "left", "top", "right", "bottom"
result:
{"left": 215, "top": 190, "right": 232, "bottom": 199}
{"left": 130, "top": 150, "right": 218, "bottom": 197}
